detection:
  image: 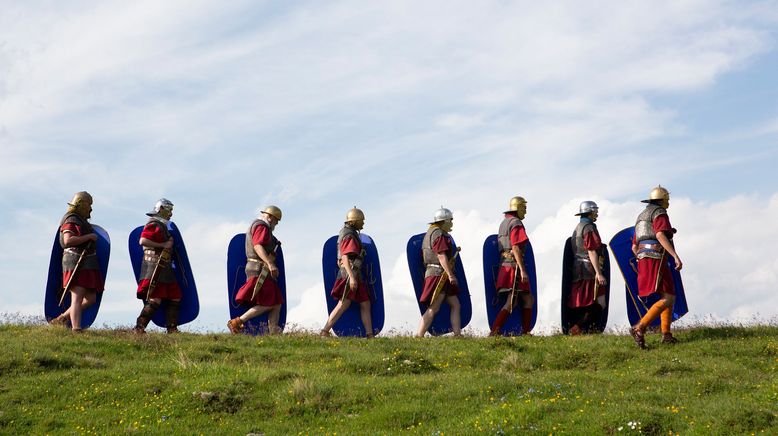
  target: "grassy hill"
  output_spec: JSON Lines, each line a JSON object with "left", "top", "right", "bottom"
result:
{"left": 0, "top": 324, "right": 775, "bottom": 435}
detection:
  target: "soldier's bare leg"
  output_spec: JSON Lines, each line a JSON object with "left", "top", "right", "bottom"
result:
{"left": 241, "top": 305, "right": 272, "bottom": 323}
{"left": 321, "top": 299, "right": 352, "bottom": 335}
{"left": 69, "top": 286, "right": 88, "bottom": 331}
{"left": 359, "top": 301, "right": 373, "bottom": 337}
{"left": 446, "top": 295, "right": 461, "bottom": 336}
{"left": 267, "top": 304, "right": 282, "bottom": 334}
{"left": 415, "top": 292, "right": 446, "bottom": 337}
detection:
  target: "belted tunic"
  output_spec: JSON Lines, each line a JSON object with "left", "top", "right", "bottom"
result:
{"left": 59, "top": 213, "right": 104, "bottom": 292}
{"left": 235, "top": 219, "right": 284, "bottom": 306}
{"left": 419, "top": 226, "right": 459, "bottom": 305}
{"left": 632, "top": 204, "right": 676, "bottom": 297}
{"left": 330, "top": 225, "right": 370, "bottom": 303}
{"left": 136, "top": 218, "right": 181, "bottom": 300}
{"left": 494, "top": 213, "right": 530, "bottom": 292}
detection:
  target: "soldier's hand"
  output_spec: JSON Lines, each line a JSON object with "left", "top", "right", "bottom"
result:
{"left": 520, "top": 271, "right": 529, "bottom": 283}
{"left": 349, "top": 277, "right": 358, "bottom": 292}
{"left": 673, "top": 256, "right": 683, "bottom": 271}
{"left": 269, "top": 263, "right": 279, "bottom": 279}
{"left": 88, "top": 233, "right": 99, "bottom": 242}
{"left": 596, "top": 273, "right": 607, "bottom": 286}
{"left": 163, "top": 239, "right": 174, "bottom": 249}
{"left": 449, "top": 276, "right": 459, "bottom": 287}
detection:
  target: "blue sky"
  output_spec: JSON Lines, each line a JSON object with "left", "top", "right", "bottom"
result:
{"left": 1, "top": 1, "right": 777, "bottom": 333}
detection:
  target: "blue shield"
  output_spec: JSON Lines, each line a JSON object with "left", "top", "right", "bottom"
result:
{"left": 407, "top": 233, "right": 472, "bottom": 335}
{"left": 129, "top": 222, "right": 199, "bottom": 327}
{"left": 44, "top": 225, "right": 111, "bottom": 329}
{"left": 322, "top": 233, "right": 385, "bottom": 337}
{"left": 482, "top": 234, "right": 537, "bottom": 335}
{"left": 560, "top": 237, "right": 611, "bottom": 334}
{"left": 226, "top": 233, "right": 287, "bottom": 335}
{"left": 609, "top": 227, "right": 688, "bottom": 327}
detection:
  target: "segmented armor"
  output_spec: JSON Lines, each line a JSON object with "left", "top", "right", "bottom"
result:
{"left": 498, "top": 215, "right": 524, "bottom": 265}
{"left": 634, "top": 204, "right": 668, "bottom": 260}
{"left": 59, "top": 213, "right": 100, "bottom": 272}
{"left": 139, "top": 219, "right": 176, "bottom": 284}
{"left": 336, "top": 225, "right": 364, "bottom": 281}
{"left": 244, "top": 219, "right": 279, "bottom": 277}
{"left": 422, "top": 226, "right": 455, "bottom": 278}
{"left": 570, "top": 221, "right": 601, "bottom": 281}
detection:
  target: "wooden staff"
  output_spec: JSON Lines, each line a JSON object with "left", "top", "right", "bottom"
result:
{"left": 146, "top": 249, "right": 171, "bottom": 302}
{"left": 430, "top": 247, "right": 461, "bottom": 305}
{"left": 59, "top": 241, "right": 93, "bottom": 307}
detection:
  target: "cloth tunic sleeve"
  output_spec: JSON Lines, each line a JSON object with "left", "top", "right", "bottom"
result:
{"left": 653, "top": 214, "right": 673, "bottom": 236}
{"left": 140, "top": 223, "right": 167, "bottom": 243}
{"left": 431, "top": 233, "right": 451, "bottom": 254}
{"left": 339, "top": 236, "right": 361, "bottom": 257}
{"left": 251, "top": 224, "right": 272, "bottom": 246}
{"left": 582, "top": 228, "right": 602, "bottom": 250}
{"left": 60, "top": 222, "right": 82, "bottom": 236}
{"left": 510, "top": 226, "right": 529, "bottom": 247}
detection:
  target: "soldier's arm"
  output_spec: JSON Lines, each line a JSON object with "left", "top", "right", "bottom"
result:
{"left": 254, "top": 244, "right": 279, "bottom": 278}
{"left": 140, "top": 237, "right": 171, "bottom": 250}
{"left": 62, "top": 232, "right": 97, "bottom": 247}
{"left": 436, "top": 253, "right": 456, "bottom": 280}
{"left": 341, "top": 253, "right": 358, "bottom": 286}
{"left": 656, "top": 232, "right": 682, "bottom": 271}
{"left": 512, "top": 244, "right": 528, "bottom": 282}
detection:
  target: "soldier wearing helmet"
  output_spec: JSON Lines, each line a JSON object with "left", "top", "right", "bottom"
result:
{"left": 49, "top": 191, "right": 104, "bottom": 331}
{"left": 133, "top": 198, "right": 182, "bottom": 334}
{"left": 415, "top": 207, "right": 462, "bottom": 337}
{"left": 567, "top": 200, "right": 608, "bottom": 335}
{"left": 490, "top": 196, "right": 535, "bottom": 336}
{"left": 320, "top": 207, "right": 374, "bottom": 338}
{"left": 228, "top": 206, "right": 284, "bottom": 334}
{"left": 629, "top": 186, "right": 683, "bottom": 348}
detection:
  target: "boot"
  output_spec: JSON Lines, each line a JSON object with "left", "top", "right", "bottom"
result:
{"left": 661, "top": 332, "right": 678, "bottom": 344}
{"left": 227, "top": 317, "right": 244, "bottom": 334}
{"left": 134, "top": 301, "right": 160, "bottom": 334}
{"left": 50, "top": 313, "right": 70, "bottom": 327}
{"left": 629, "top": 324, "right": 646, "bottom": 349}
{"left": 489, "top": 309, "right": 510, "bottom": 336}
{"left": 165, "top": 300, "right": 180, "bottom": 334}
{"left": 569, "top": 324, "right": 582, "bottom": 336}
{"left": 521, "top": 308, "right": 533, "bottom": 336}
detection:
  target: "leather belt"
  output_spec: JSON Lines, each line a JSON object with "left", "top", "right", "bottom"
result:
{"left": 639, "top": 243, "right": 663, "bottom": 252}
{"left": 64, "top": 248, "right": 96, "bottom": 257}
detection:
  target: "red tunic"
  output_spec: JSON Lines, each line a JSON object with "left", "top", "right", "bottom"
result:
{"left": 235, "top": 224, "right": 283, "bottom": 306}
{"left": 330, "top": 236, "right": 370, "bottom": 303}
{"left": 494, "top": 221, "right": 530, "bottom": 292}
{"left": 136, "top": 222, "right": 182, "bottom": 300}
{"left": 419, "top": 233, "right": 459, "bottom": 305}
{"left": 634, "top": 214, "right": 675, "bottom": 297}
{"left": 60, "top": 222, "right": 104, "bottom": 292}
{"left": 568, "top": 230, "right": 608, "bottom": 308}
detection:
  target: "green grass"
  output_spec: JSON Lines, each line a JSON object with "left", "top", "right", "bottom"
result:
{"left": 0, "top": 324, "right": 775, "bottom": 435}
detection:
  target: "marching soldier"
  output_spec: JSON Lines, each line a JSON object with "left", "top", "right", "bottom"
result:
{"left": 489, "top": 196, "right": 535, "bottom": 336}
{"left": 133, "top": 199, "right": 182, "bottom": 334}
{"left": 320, "top": 207, "right": 374, "bottom": 338}
{"left": 228, "top": 206, "right": 284, "bottom": 334}
{"left": 629, "top": 186, "right": 683, "bottom": 348}
{"left": 567, "top": 201, "right": 608, "bottom": 335}
{"left": 415, "top": 207, "right": 462, "bottom": 337}
{"left": 50, "top": 191, "right": 104, "bottom": 331}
